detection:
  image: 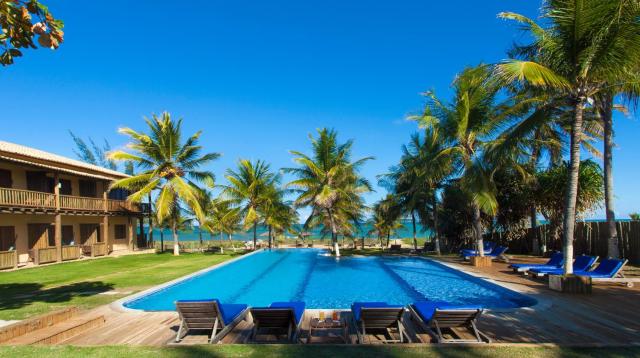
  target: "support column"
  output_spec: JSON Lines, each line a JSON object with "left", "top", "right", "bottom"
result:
{"left": 128, "top": 217, "right": 135, "bottom": 251}
{"left": 103, "top": 184, "right": 110, "bottom": 254}
{"left": 54, "top": 173, "right": 62, "bottom": 262}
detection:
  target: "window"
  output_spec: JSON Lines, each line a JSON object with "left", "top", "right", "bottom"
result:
{"left": 0, "top": 169, "right": 12, "bottom": 188}
{"left": 0, "top": 226, "right": 15, "bottom": 251}
{"left": 108, "top": 188, "right": 130, "bottom": 200}
{"left": 79, "top": 180, "right": 97, "bottom": 197}
{"left": 26, "top": 171, "right": 53, "bottom": 193}
{"left": 79, "top": 224, "right": 100, "bottom": 244}
{"left": 115, "top": 225, "right": 127, "bottom": 240}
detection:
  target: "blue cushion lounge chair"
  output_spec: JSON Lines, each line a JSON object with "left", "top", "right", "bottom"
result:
{"left": 250, "top": 301, "right": 305, "bottom": 342}
{"left": 528, "top": 255, "right": 598, "bottom": 277}
{"left": 460, "top": 242, "right": 496, "bottom": 257}
{"left": 509, "top": 252, "right": 564, "bottom": 273}
{"left": 351, "top": 302, "right": 408, "bottom": 344}
{"left": 175, "top": 299, "right": 249, "bottom": 344}
{"left": 463, "top": 246, "right": 508, "bottom": 261}
{"left": 577, "top": 259, "right": 638, "bottom": 287}
{"left": 408, "top": 301, "right": 489, "bottom": 344}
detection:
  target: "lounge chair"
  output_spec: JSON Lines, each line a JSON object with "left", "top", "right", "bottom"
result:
{"left": 577, "top": 258, "right": 638, "bottom": 287}
{"left": 510, "top": 252, "right": 564, "bottom": 273}
{"left": 460, "top": 242, "right": 496, "bottom": 257}
{"left": 175, "top": 299, "right": 249, "bottom": 344}
{"left": 351, "top": 302, "right": 408, "bottom": 344}
{"left": 409, "top": 301, "right": 489, "bottom": 344}
{"left": 463, "top": 246, "right": 508, "bottom": 261}
{"left": 250, "top": 301, "right": 305, "bottom": 342}
{"left": 528, "top": 255, "right": 598, "bottom": 277}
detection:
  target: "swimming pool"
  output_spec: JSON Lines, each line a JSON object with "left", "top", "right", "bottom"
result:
{"left": 124, "top": 249, "right": 536, "bottom": 311}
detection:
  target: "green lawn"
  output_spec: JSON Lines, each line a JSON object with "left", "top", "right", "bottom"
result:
{"left": 0, "top": 252, "right": 243, "bottom": 320}
{"left": 0, "top": 345, "right": 638, "bottom": 358}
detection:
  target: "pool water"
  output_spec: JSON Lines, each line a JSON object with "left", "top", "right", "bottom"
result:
{"left": 124, "top": 249, "right": 535, "bottom": 310}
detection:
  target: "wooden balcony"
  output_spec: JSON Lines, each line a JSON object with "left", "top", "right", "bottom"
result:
{"left": 0, "top": 187, "right": 141, "bottom": 214}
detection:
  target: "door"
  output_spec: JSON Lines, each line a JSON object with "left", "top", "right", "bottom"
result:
{"left": 0, "top": 226, "right": 15, "bottom": 251}
{"left": 79, "top": 180, "right": 97, "bottom": 197}
{"left": 62, "top": 225, "right": 74, "bottom": 245}
{"left": 28, "top": 223, "right": 53, "bottom": 249}
{"left": 79, "top": 224, "right": 100, "bottom": 245}
{"left": 26, "top": 172, "right": 54, "bottom": 193}
{"left": 0, "top": 169, "right": 12, "bottom": 188}
{"left": 59, "top": 179, "right": 72, "bottom": 196}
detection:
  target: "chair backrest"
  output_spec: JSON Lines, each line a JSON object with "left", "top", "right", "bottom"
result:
{"left": 250, "top": 308, "right": 295, "bottom": 329}
{"left": 547, "top": 252, "right": 564, "bottom": 266}
{"left": 176, "top": 300, "right": 221, "bottom": 330}
{"left": 484, "top": 241, "right": 496, "bottom": 251}
{"left": 431, "top": 309, "right": 481, "bottom": 328}
{"left": 492, "top": 246, "right": 508, "bottom": 256}
{"left": 390, "top": 244, "right": 402, "bottom": 251}
{"left": 574, "top": 255, "right": 598, "bottom": 271}
{"left": 360, "top": 307, "right": 404, "bottom": 328}
{"left": 592, "top": 259, "right": 627, "bottom": 277}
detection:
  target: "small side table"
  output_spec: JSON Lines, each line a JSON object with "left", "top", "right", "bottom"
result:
{"left": 307, "top": 317, "right": 349, "bottom": 344}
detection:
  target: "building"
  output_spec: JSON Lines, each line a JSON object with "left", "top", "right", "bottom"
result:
{"left": 0, "top": 140, "right": 148, "bottom": 269}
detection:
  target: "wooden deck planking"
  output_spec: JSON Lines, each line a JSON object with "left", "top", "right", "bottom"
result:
{"left": 33, "top": 257, "right": 640, "bottom": 346}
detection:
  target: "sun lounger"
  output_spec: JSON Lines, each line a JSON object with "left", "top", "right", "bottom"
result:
{"left": 460, "top": 242, "right": 496, "bottom": 257}
{"left": 510, "top": 252, "right": 564, "bottom": 273}
{"left": 351, "top": 302, "right": 408, "bottom": 344}
{"left": 409, "top": 301, "right": 489, "bottom": 344}
{"left": 529, "top": 255, "right": 598, "bottom": 277}
{"left": 175, "top": 299, "right": 249, "bottom": 343}
{"left": 576, "top": 259, "right": 638, "bottom": 287}
{"left": 250, "top": 301, "right": 305, "bottom": 342}
{"left": 463, "top": 246, "right": 508, "bottom": 261}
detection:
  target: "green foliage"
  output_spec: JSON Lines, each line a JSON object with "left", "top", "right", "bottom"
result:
{"left": 108, "top": 113, "right": 219, "bottom": 239}
{"left": 630, "top": 213, "right": 640, "bottom": 221}
{"left": 536, "top": 160, "right": 605, "bottom": 226}
{"left": 69, "top": 131, "right": 118, "bottom": 170}
{"left": 286, "top": 128, "right": 372, "bottom": 252}
{"left": 0, "top": 0, "right": 63, "bottom": 66}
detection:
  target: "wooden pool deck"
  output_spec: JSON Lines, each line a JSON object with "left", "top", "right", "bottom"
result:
{"left": 13, "top": 257, "right": 640, "bottom": 346}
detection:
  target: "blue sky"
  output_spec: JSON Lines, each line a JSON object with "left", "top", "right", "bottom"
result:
{"left": 1, "top": 0, "right": 639, "bottom": 219}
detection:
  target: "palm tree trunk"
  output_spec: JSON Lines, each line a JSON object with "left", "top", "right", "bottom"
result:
{"left": 528, "top": 151, "right": 540, "bottom": 255}
{"left": 472, "top": 203, "right": 484, "bottom": 257}
{"left": 228, "top": 233, "right": 236, "bottom": 252}
{"left": 327, "top": 208, "right": 340, "bottom": 257}
{"left": 160, "top": 229, "right": 164, "bottom": 253}
{"left": 386, "top": 232, "right": 390, "bottom": 248}
{"left": 198, "top": 225, "right": 203, "bottom": 251}
{"left": 268, "top": 225, "right": 272, "bottom": 249}
{"left": 172, "top": 221, "right": 180, "bottom": 256}
{"left": 602, "top": 96, "right": 620, "bottom": 258}
{"left": 253, "top": 222, "right": 257, "bottom": 250}
{"left": 562, "top": 99, "right": 586, "bottom": 275}
{"left": 411, "top": 210, "right": 418, "bottom": 250}
{"left": 432, "top": 192, "right": 441, "bottom": 256}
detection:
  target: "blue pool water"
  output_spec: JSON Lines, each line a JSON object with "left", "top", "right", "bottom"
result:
{"left": 124, "top": 249, "right": 536, "bottom": 310}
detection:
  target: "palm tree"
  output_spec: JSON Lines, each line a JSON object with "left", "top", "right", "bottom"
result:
{"left": 286, "top": 128, "right": 373, "bottom": 257}
{"left": 421, "top": 65, "right": 503, "bottom": 257}
{"left": 260, "top": 184, "right": 296, "bottom": 249}
{"left": 496, "top": 0, "right": 640, "bottom": 273}
{"left": 220, "top": 159, "right": 278, "bottom": 250}
{"left": 206, "top": 197, "right": 241, "bottom": 252}
{"left": 369, "top": 195, "right": 402, "bottom": 249}
{"left": 108, "top": 113, "right": 219, "bottom": 255}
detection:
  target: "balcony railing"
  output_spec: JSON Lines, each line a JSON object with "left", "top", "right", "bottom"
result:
{"left": 0, "top": 187, "right": 141, "bottom": 213}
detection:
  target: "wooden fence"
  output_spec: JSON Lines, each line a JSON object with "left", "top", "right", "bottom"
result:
{"left": 62, "top": 245, "right": 81, "bottom": 261}
{"left": 485, "top": 221, "right": 640, "bottom": 265}
{"left": 0, "top": 251, "right": 17, "bottom": 270}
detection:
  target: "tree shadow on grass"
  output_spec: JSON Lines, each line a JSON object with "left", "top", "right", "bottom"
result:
{"left": 0, "top": 281, "right": 114, "bottom": 311}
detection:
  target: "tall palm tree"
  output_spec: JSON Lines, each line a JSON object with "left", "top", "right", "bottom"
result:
{"left": 220, "top": 159, "right": 278, "bottom": 250}
{"left": 260, "top": 184, "right": 296, "bottom": 249}
{"left": 369, "top": 195, "right": 402, "bottom": 249}
{"left": 286, "top": 128, "right": 373, "bottom": 257}
{"left": 422, "top": 65, "right": 503, "bottom": 257}
{"left": 496, "top": 0, "right": 640, "bottom": 272}
{"left": 109, "top": 113, "right": 219, "bottom": 255}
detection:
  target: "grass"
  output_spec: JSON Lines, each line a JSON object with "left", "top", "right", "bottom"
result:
{"left": 0, "top": 252, "right": 244, "bottom": 320}
{"left": 0, "top": 345, "right": 638, "bottom": 358}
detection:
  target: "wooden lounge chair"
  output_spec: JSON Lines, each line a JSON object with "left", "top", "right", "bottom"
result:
{"left": 351, "top": 302, "right": 408, "bottom": 344}
{"left": 510, "top": 252, "right": 564, "bottom": 273}
{"left": 409, "top": 301, "right": 489, "bottom": 344}
{"left": 529, "top": 255, "right": 598, "bottom": 277}
{"left": 175, "top": 299, "right": 249, "bottom": 344}
{"left": 250, "top": 301, "right": 305, "bottom": 342}
{"left": 389, "top": 244, "right": 402, "bottom": 253}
